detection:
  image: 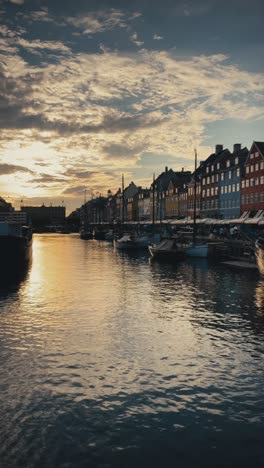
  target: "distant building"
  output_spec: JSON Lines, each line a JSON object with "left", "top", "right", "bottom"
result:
{"left": 0, "top": 196, "right": 13, "bottom": 212}
{"left": 21, "top": 204, "right": 66, "bottom": 227}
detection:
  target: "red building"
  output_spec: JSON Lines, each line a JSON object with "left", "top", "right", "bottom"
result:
{"left": 241, "top": 141, "right": 264, "bottom": 214}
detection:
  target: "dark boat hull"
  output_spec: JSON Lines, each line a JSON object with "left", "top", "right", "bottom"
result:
{"left": 148, "top": 246, "right": 186, "bottom": 261}
{"left": 0, "top": 235, "right": 32, "bottom": 266}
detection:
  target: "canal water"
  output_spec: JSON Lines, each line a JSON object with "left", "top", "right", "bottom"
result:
{"left": 1, "top": 234, "right": 264, "bottom": 468}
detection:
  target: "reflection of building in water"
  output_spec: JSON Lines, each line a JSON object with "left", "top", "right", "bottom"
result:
{"left": 255, "top": 279, "right": 264, "bottom": 310}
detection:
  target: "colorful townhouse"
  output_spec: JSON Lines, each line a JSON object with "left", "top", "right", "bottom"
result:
{"left": 219, "top": 144, "right": 248, "bottom": 219}
{"left": 241, "top": 141, "right": 264, "bottom": 215}
{"left": 200, "top": 145, "right": 230, "bottom": 219}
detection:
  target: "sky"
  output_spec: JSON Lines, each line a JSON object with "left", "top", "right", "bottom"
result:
{"left": 0, "top": 0, "right": 263, "bottom": 213}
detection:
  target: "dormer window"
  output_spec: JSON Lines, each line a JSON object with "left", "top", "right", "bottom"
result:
{"left": 235, "top": 157, "right": 239, "bottom": 164}
{"left": 226, "top": 160, "right": 230, "bottom": 168}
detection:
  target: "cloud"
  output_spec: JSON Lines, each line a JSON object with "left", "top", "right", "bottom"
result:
{"left": 130, "top": 32, "right": 144, "bottom": 47}
{"left": 29, "top": 173, "right": 66, "bottom": 184}
{"left": 63, "top": 185, "right": 87, "bottom": 195}
{"left": 9, "top": 0, "right": 25, "bottom": 4}
{"left": 153, "top": 34, "right": 163, "bottom": 40}
{"left": 0, "top": 27, "right": 263, "bottom": 206}
{"left": 64, "top": 169, "right": 99, "bottom": 179}
{"left": 0, "top": 163, "right": 33, "bottom": 175}
{"left": 64, "top": 9, "right": 127, "bottom": 35}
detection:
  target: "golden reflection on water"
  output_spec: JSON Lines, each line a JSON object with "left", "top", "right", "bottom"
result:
{"left": 255, "top": 279, "right": 264, "bottom": 311}
{"left": 1, "top": 233, "right": 262, "bottom": 404}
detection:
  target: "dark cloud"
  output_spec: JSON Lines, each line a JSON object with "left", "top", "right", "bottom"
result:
{"left": 0, "top": 162, "right": 33, "bottom": 175}
{"left": 29, "top": 173, "right": 66, "bottom": 183}
{"left": 64, "top": 169, "right": 99, "bottom": 179}
{"left": 103, "top": 142, "right": 144, "bottom": 159}
{"left": 63, "top": 185, "right": 87, "bottom": 195}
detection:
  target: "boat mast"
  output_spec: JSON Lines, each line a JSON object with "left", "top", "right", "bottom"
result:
{"left": 193, "top": 148, "right": 197, "bottom": 245}
{"left": 122, "top": 174, "right": 125, "bottom": 225}
{"left": 152, "top": 173, "right": 155, "bottom": 226}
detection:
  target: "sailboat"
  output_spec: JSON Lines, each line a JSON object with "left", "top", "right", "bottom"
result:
{"left": 183, "top": 148, "right": 208, "bottom": 258}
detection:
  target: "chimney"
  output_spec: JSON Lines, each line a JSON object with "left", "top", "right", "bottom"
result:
{"left": 215, "top": 144, "right": 223, "bottom": 155}
{"left": 165, "top": 166, "right": 168, "bottom": 172}
{"left": 182, "top": 167, "right": 184, "bottom": 172}
{"left": 233, "top": 143, "right": 241, "bottom": 153}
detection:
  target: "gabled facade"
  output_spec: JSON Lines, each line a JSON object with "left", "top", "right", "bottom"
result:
{"left": 152, "top": 167, "right": 191, "bottom": 221}
{"left": 219, "top": 144, "right": 248, "bottom": 219}
{"left": 138, "top": 189, "right": 150, "bottom": 221}
{"left": 200, "top": 145, "right": 229, "bottom": 218}
{"left": 165, "top": 179, "right": 179, "bottom": 219}
{"left": 241, "top": 141, "right": 264, "bottom": 213}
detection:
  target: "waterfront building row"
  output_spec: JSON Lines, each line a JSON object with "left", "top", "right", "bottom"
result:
{"left": 80, "top": 140, "right": 264, "bottom": 225}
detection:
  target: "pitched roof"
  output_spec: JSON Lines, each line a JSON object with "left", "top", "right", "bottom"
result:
{"left": 254, "top": 141, "right": 264, "bottom": 156}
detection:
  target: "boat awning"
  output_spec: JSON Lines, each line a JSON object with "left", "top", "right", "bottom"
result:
{"left": 244, "top": 210, "right": 264, "bottom": 224}
{"left": 221, "top": 211, "right": 250, "bottom": 224}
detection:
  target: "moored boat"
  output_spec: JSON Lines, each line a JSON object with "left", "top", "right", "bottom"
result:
{"left": 148, "top": 238, "right": 186, "bottom": 260}
{"left": 0, "top": 221, "right": 32, "bottom": 266}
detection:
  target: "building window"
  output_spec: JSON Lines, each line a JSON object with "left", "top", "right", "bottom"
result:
{"left": 211, "top": 188, "right": 214, "bottom": 196}
{"left": 236, "top": 168, "right": 240, "bottom": 177}
{"left": 221, "top": 172, "right": 224, "bottom": 181}
{"left": 246, "top": 166, "right": 250, "bottom": 174}
{"left": 207, "top": 189, "right": 210, "bottom": 196}
{"left": 250, "top": 153, "right": 254, "bottom": 159}
{"left": 246, "top": 179, "right": 249, "bottom": 187}
{"left": 242, "top": 180, "right": 245, "bottom": 188}
{"left": 229, "top": 170, "right": 232, "bottom": 179}
{"left": 216, "top": 174, "right": 219, "bottom": 182}
{"left": 250, "top": 178, "right": 254, "bottom": 187}
{"left": 232, "top": 184, "right": 236, "bottom": 192}
{"left": 261, "top": 176, "right": 264, "bottom": 185}
{"left": 226, "top": 160, "right": 230, "bottom": 167}
{"left": 207, "top": 177, "right": 210, "bottom": 184}
{"left": 236, "top": 183, "right": 240, "bottom": 191}
{"left": 228, "top": 185, "right": 232, "bottom": 193}
{"left": 221, "top": 186, "right": 224, "bottom": 194}
{"left": 217, "top": 163, "right": 220, "bottom": 170}
{"left": 250, "top": 165, "right": 254, "bottom": 173}
{"left": 215, "top": 187, "right": 218, "bottom": 195}
{"left": 224, "top": 186, "right": 227, "bottom": 193}
{"left": 211, "top": 175, "right": 214, "bottom": 183}
{"left": 206, "top": 167, "right": 209, "bottom": 173}
{"left": 255, "top": 177, "right": 259, "bottom": 185}
{"left": 255, "top": 152, "right": 259, "bottom": 158}
{"left": 255, "top": 163, "right": 259, "bottom": 171}
{"left": 261, "top": 162, "right": 264, "bottom": 170}
{"left": 235, "top": 157, "right": 239, "bottom": 164}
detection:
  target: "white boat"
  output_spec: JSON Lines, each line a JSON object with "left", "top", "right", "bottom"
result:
{"left": 116, "top": 233, "right": 160, "bottom": 250}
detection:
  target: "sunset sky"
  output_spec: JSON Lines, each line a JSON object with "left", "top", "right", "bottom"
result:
{"left": 0, "top": 0, "right": 263, "bottom": 213}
